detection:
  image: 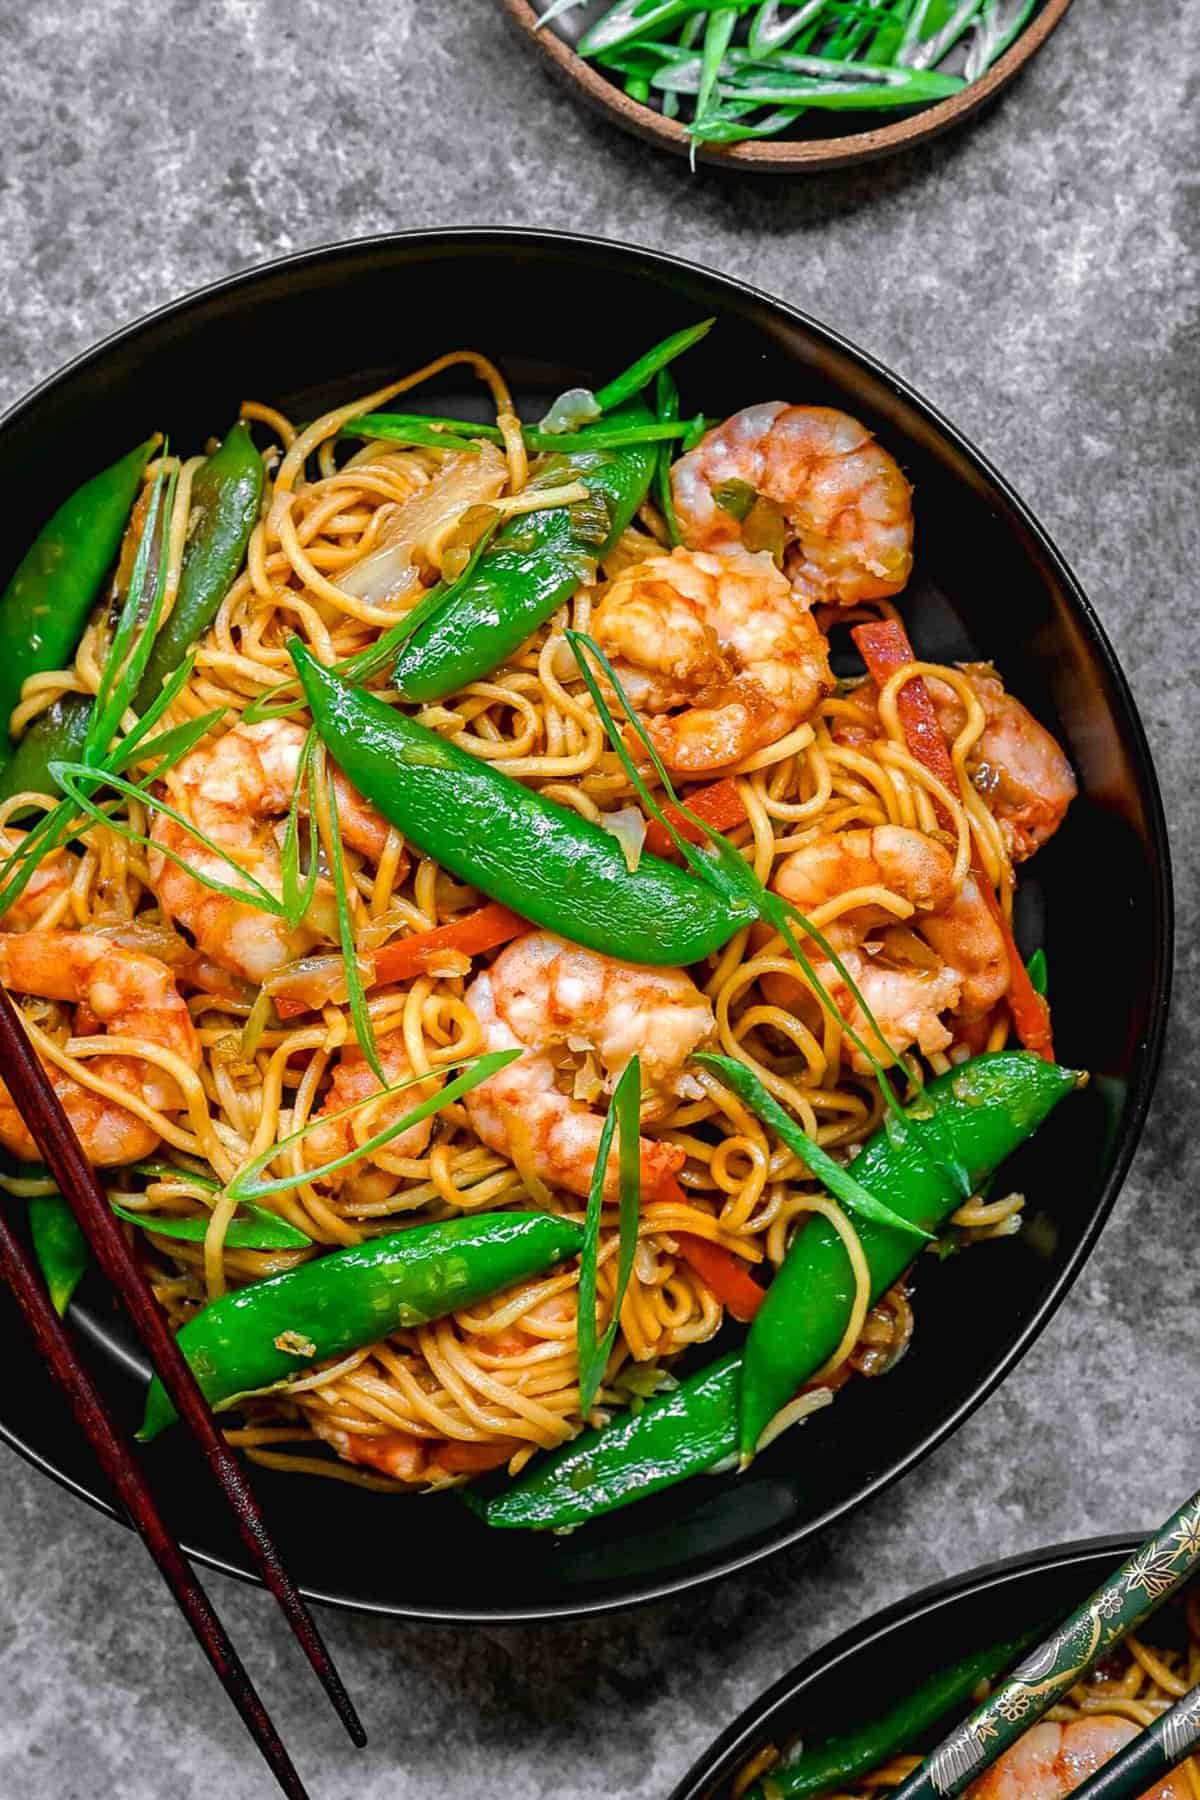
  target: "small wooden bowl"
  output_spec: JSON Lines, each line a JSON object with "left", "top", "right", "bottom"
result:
{"left": 497, "top": 0, "right": 1073, "bottom": 172}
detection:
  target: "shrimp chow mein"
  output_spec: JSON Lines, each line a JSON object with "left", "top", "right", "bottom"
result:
{"left": 733, "top": 1581, "right": 1200, "bottom": 1800}
{"left": 0, "top": 319, "right": 1083, "bottom": 1528}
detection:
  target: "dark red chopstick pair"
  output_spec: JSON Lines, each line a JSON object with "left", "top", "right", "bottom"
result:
{"left": 0, "top": 980, "right": 365, "bottom": 1797}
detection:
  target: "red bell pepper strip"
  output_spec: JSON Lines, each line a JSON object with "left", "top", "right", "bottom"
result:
{"left": 979, "top": 883, "right": 1054, "bottom": 1058}
{"left": 851, "top": 618, "right": 1054, "bottom": 1060}
{"left": 674, "top": 1232, "right": 765, "bottom": 1323}
{"left": 642, "top": 777, "right": 747, "bottom": 860}
{"left": 852, "top": 619, "right": 957, "bottom": 830}
{"left": 273, "top": 902, "right": 526, "bottom": 1020}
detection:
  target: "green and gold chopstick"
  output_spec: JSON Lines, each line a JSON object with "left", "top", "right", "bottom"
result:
{"left": 1069, "top": 1681, "right": 1200, "bottom": 1800}
{"left": 889, "top": 1486, "right": 1200, "bottom": 1800}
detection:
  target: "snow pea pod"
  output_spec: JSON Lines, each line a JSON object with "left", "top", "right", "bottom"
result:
{"left": 110, "top": 1200, "right": 311, "bottom": 1251}
{"left": 738, "top": 1051, "right": 1081, "bottom": 1456}
{"left": 140, "top": 1210, "right": 584, "bottom": 1440}
{"left": 478, "top": 1351, "right": 743, "bottom": 1530}
{"left": 134, "top": 422, "right": 263, "bottom": 711}
{"left": 390, "top": 401, "right": 656, "bottom": 703}
{"left": 0, "top": 426, "right": 260, "bottom": 804}
{"left": 291, "top": 642, "right": 749, "bottom": 965}
{"left": 477, "top": 1052, "right": 1079, "bottom": 1531}
{"left": 0, "top": 439, "right": 153, "bottom": 764}
{"left": 29, "top": 1189, "right": 88, "bottom": 1317}
{"left": 0, "top": 692, "right": 92, "bottom": 807}
{"left": 747, "top": 1628, "right": 1040, "bottom": 1800}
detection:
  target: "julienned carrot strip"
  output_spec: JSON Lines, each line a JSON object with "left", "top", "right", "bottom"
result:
{"left": 850, "top": 618, "right": 1054, "bottom": 1060}
{"left": 674, "top": 1233, "right": 765, "bottom": 1323}
{"left": 371, "top": 903, "right": 525, "bottom": 986}
{"left": 273, "top": 903, "right": 526, "bottom": 1019}
{"left": 643, "top": 777, "right": 747, "bottom": 860}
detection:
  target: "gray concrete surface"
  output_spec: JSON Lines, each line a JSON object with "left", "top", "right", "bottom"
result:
{"left": 0, "top": 1, "right": 1196, "bottom": 1794}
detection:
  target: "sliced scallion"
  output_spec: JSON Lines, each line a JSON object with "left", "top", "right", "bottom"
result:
{"left": 696, "top": 1053, "right": 931, "bottom": 1240}
{"left": 566, "top": 630, "right": 915, "bottom": 1119}
{"left": 577, "top": 1055, "right": 643, "bottom": 1416}
{"left": 224, "top": 1049, "right": 520, "bottom": 1202}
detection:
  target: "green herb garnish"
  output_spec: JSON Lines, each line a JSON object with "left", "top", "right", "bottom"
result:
{"left": 695, "top": 1052, "right": 931, "bottom": 1240}
{"left": 565, "top": 629, "right": 912, "bottom": 1121}
{"left": 323, "top": 759, "right": 383, "bottom": 1084}
{"left": 224, "top": 1049, "right": 521, "bottom": 1201}
{"left": 549, "top": 0, "right": 1032, "bottom": 151}
{"left": 577, "top": 1056, "right": 642, "bottom": 1416}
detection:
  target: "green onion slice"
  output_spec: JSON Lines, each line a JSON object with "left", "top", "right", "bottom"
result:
{"left": 86, "top": 459, "right": 177, "bottom": 764}
{"left": 577, "top": 1055, "right": 643, "bottom": 1415}
{"left": 565, "top": 630, "right": 911, "bottom": 1120}
{"left": 49, "top": 761, "right": 288, "bottom": 919}
{"left": 695, "top": 1052, "right": 931, "bottom": 1240}
{"left": 224, "top": 1048, "right": 521, "bottom": 1201}
{"left": 323, "top": 759, "right": 383, "bottom": 1084}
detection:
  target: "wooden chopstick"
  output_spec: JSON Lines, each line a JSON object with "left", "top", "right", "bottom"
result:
{"left": 887, "top": 1485, "right": 1200, "bottom": 1800}
{"left": 0, "top": 1198, "right": 312, "bottom": 1800}
{"left": 0, "top": 980, "right": 366, "bottom": 1749}
{"left": 1070, "top": 1681, "right": 1200, "bottom": 1800}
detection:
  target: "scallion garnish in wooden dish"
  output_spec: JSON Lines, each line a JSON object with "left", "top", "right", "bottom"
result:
{"left": 537, "top": 0, "right": 1045, "bottom": 150}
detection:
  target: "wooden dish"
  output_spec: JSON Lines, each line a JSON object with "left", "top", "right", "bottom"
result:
{"left": 497, "top": 0, "right": 1074, "bottom": 172}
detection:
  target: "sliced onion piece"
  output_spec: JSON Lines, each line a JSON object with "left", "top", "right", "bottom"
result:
{"left": 598, "top": 805, "right": 647, "bottom": 873}
{"left": 338, "top": 447, "right": 507, "bottom": 606}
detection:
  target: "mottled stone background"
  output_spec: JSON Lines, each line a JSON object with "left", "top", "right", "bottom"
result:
{"left": 0, "top": 2, "right": 1196, "bottom": 1795}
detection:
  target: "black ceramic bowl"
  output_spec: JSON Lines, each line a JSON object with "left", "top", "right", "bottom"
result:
{"left": 670, "top": 1536, "right": 1141, "bottom": 1800}
{"left": 0, "top": 231, "right": 1171, "bottom": 1622}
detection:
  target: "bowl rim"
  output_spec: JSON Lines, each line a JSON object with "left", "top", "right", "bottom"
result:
{"left": 497, "top": 0, "right": 1075, "bottom": 172}
{"left": 0, "top": 227, "right": 1174, "bottom": 1623}
{"left": 667, "top": 1532, "right": 1145, "bottom": 1800}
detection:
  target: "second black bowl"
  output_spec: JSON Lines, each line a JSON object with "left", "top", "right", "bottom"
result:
{"left": 670, "top": 1536, "right": 1144, "bottom": 1799}
{"left": 0, "top": 230, "right": 1172, "bottom": 1621}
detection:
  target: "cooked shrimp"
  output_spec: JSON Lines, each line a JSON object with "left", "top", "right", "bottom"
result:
{"left": 149, "top": 718, "right": 398, "bottom": 983}
{"left": 303, "top": 1033, "right": 433, "bottom": 1190}
{"left": 307, "top": 1415, "right": 517, "bottom": 1485}
{"left": 966, "top": 1716, "right": 1190, "bottom": 1800}
{"left": 827, "top": 951, "right": 964, "bottom": 1070}
{"left": 592, "top": 545, "right": 833, "bottom": 773}
{"left": 0, "top": 852, "right": 77, "bottom": 932}
{"left": 309, "top": 1417, "right": 430, "bottom": 1483}
{"left": 671, "top": 404, "right": 913, "bottom": 605}
{"left": 835, "top": 666, "right": 1075, "bottom": 862}
{"left": 774, "top": 825, "right": 958, "bottom": 934}
{"left": 764, "top": 825, "right": 1009, "bottom": 1067}
{"left": 932, "top": 662, "right": 1077, "bottom": 861}
{"left": 463, "top": 931, "right": 713, "bottom": 1201}
{"left": 917, "top": 873, "right": 1011, "bottom": 1017}
{"left": 0, "top": 932, "right": 200, "bottom": 1164}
